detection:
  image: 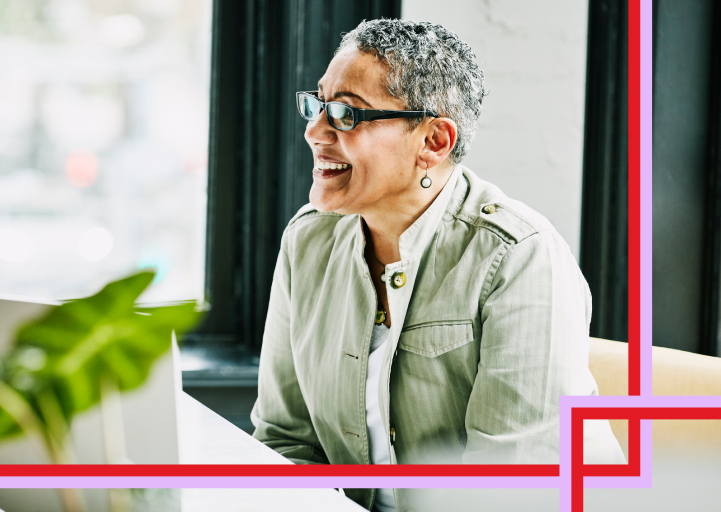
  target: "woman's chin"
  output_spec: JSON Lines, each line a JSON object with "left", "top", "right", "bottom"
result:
{"left": 309, "top": 186, "right": 347, "bottom": 213}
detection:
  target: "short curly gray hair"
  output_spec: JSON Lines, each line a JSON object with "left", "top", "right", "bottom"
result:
{"left": 337, "top": 19, "right": 487, "bottom": 163}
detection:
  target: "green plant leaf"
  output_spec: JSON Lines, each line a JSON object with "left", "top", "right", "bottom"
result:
{"left": 0, "top": 270, "right": 203, "bottom": 444}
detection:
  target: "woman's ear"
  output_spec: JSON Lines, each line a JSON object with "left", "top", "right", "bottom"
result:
{"left": 417, "top": 117, "right": 457, "bottom": 169}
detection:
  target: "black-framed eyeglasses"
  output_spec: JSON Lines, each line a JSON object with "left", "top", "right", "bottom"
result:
{"left": 296, "top": 91, "right": 438, "bottom": 131}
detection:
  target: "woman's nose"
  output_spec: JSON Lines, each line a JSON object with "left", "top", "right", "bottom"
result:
{"left": 304, "top": 111, "right": 338, "bottom": 146}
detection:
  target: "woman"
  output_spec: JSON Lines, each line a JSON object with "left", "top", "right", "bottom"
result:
{"left": 251, "top": 19, "right": 624, "bottom": 512}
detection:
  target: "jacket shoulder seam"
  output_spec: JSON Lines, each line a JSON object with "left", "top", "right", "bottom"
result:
{"left": 452, "top": 204, "right": 538, "bottom": 244}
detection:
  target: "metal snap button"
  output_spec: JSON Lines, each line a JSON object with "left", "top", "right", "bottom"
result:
{"left": 482, "top": 204, "right": 496, "bottom": 214}
{"left": 390, "top": 271, "right": 406, "bottom": 289}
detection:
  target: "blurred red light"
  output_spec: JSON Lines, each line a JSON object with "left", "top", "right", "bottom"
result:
{"left": 182, "top": 154, "right": 207, "bottom": 175}
{"left": 65, "top": 150, "right": 98, "bottom": 188}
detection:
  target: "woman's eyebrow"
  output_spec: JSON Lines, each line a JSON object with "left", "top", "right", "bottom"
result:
{"left": 318, "top": 84, "right": 373, "bottom": 108}
{"left": 333, "top": 91, "right": 373, "bottom": 108}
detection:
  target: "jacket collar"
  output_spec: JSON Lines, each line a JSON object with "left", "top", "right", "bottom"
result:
{"left": 444, "top": 164, "right": 471, "bottom": 222}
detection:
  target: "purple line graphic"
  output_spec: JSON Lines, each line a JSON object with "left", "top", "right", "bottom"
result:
{"left": 0, "top": 0, "right": 660, "bottom": 504}
{"left": 639, "top": 0, "right": 653, "bottom": 401}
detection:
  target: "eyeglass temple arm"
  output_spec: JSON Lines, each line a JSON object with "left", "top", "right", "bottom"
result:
{"left": 357, "top": 109, "right": 439, "bottom": 122}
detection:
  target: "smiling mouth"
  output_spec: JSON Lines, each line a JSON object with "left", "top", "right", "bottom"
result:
{"left": 315, "top": 160, "right": 351, "bottom": 170}
{"left": 313, "top": 160, "right": 352, "bottom": 178}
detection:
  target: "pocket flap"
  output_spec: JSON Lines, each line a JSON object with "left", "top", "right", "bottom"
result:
{"left": 398, "top": 320, "right": 474, "bottom": 358}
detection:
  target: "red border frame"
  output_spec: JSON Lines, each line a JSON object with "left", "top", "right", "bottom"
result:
{"left": 627, "top": 0, "right": 641, "bottom": 399}
{"left": 567, "top": 0, "right": 642, "bottom": 481}
{"left": 0, "top": 0, "right": 643, "bottom": 483}
{"left": 0, "top": 465, "right": 559, "bottom": 477}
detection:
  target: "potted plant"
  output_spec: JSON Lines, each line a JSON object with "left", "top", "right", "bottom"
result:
{"left": 0, "top": 270, "right": 203, "bottom": 512}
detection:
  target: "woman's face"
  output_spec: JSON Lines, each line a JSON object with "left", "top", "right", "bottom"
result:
{"left": 306, "top": 48, "right": 428, "bottom": 215}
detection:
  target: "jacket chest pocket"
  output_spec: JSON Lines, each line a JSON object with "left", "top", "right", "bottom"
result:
{"left": 398, "top": 320, "right": 474, "bottom": 357}
{"left": 392, "top": 319, "right": 477, "bottom": 433}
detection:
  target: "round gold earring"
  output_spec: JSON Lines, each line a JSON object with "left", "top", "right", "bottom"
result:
{"left": 420, "top": 163, "right": 432, "bottom": 188}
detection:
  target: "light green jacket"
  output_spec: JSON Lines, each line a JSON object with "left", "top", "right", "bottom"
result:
{"left": 251, "top": 166, "right": 625, "bottom": 511}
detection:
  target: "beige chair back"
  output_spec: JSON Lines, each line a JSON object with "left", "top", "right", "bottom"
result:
{"left": 588, "top": 338, "right": 721, "bottom": 456}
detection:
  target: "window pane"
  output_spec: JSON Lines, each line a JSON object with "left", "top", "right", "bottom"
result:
{"left": 0, "top": 0, "right": 212, "bottom": 302}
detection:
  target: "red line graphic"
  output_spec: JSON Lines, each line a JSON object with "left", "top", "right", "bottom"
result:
{"left": 0, "top": 0, "right": 644, "bottom": 491}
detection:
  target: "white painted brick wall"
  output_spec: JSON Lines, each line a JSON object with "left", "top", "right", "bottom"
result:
{"left": 402, "top": 0, "right": 589, "bottom": 258}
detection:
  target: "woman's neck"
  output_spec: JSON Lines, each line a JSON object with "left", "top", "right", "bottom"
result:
{"left": 361, "top": 165, "right": 453, "bottom": 264}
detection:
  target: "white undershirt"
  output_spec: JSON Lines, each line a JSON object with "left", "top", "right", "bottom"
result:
{"left": 362, "top": 165, "right": 461, "bottom": 512}
{"left": 366, "top": 323, "right": 395, "bottom": 512}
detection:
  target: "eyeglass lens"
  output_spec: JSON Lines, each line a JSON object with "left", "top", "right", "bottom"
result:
{"left": 298, "top": 94, "right": 355, "bottom": 130}
{"left": 298, "top": 94, "right": 322, "bottom": 121}
{"left": 326, "top": 103, "right": 354, "bottom": 130}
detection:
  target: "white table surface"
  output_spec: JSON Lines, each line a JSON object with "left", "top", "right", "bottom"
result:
{"left": 178, "top": 392, "right": 366, "bottom": 512}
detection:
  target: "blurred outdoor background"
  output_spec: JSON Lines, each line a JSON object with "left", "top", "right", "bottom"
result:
{"left": 0, "top": 0, "right": 210, "bottom": 303}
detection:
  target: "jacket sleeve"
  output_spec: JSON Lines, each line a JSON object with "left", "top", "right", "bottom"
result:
{"left": 462, "top": 229, "right": 625, "bottom": 464}
{"left": 250, "top": 231, "right": 330, "bottom": 465}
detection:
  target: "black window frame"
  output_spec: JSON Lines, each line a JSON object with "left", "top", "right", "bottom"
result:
{"left": 580, "top": 0, "right": 629, "bottom": 344}
{"left": 651, "top": 0, "right": 721, "bottom": 356}
{"left": 184, "top": 0, "right": 401, "bottom": 357}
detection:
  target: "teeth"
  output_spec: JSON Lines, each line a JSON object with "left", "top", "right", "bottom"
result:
{"left": 315, "top": 161, "right": 350, "bottom": 170}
